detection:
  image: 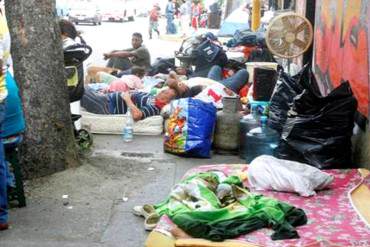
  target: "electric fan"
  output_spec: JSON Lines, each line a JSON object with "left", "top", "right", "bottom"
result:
{"left": 265, "top": 12, "right": 313, "bottom": 59}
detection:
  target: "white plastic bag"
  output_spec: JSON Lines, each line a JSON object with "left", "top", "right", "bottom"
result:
{"left": 247, "top": 155, "right": 334, "bottom": 197}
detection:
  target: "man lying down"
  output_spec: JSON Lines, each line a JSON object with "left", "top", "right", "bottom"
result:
{"left": 81, "top": 65, "right": 248, "bottom": 121}
{"left": 81, "top": 87, "right": 178, "bottom": 121}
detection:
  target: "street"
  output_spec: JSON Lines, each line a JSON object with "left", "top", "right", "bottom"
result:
{"left": 76, "top": 17, "right": 183, "bottom": 67}
{"left": 0, "top": 18, "right": 243, "bottom": 247}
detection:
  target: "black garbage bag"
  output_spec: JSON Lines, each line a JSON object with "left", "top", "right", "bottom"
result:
{"left": 226, "top": 29, "right": 265, "bottom": 48}
{"left": 269, "top": 65, "right": 322, "bottom": 134}
{"left": 277, "top": 81, "right": 358, "bottom": 169}
{"left": 268, "top": 70, "right": 304, "bottom": 134}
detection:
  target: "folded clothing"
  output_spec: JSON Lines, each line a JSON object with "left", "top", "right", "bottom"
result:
{"left": 247, "top": 155, "right": 334, "bottom": 197}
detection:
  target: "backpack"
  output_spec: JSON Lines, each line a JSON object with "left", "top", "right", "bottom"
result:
{"left": 191, "top": 37, "right": 228, "bottom": 77}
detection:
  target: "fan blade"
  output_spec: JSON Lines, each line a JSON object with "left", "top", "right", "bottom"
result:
{"left": 269, "top": 31, "right": 285, "bottom": 40}
{"left": 274, "top": 42, "right": 289, "bottom": 54}
{"left": 294, "top": 22, "right": 307, "bottom": 34}
{"left": 281, "top": 16, "right": 294, "bottom": 30}
{"left": 293, "top": 39, "right": 307, "bottom": 49}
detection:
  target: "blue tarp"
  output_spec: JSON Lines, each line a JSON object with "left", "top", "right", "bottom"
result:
{"left": 218, "top": 7, "right": 250, "bottom": 36}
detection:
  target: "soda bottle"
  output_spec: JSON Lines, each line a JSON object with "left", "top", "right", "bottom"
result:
{"left": 123, "top": 108, "right": 134, "bottom": 142}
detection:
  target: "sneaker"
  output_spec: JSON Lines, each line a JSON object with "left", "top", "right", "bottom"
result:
{"left": 144, "top": 213, "right": 160, "bottom": 231}
{"left": 132, "top": 204, "right": 156, "bottom": 219}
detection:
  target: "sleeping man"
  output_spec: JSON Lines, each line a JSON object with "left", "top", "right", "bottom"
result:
{"left": 81, "top": 87, "right": 178, "bottom": 121}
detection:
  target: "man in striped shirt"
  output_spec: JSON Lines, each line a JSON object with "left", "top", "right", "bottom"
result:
{"left": 81, "top": 88, "right": 177, "bottom": 121}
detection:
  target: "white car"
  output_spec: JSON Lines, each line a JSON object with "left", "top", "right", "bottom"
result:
{"left": 69, "top": 4, "right": 102, "bottom": 25}
{"left": 102, "top": 5, "right": 135, "bottom": 22}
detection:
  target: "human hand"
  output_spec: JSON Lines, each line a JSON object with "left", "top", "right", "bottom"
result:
{"left": 168, "top": 71, "right": 178, "bottom": 79}
{"left": 103, "top": 53, "right": 111, "bottom": 60}
{"left": 223, "top": 87, "right": 234, "bottom": 96}
{"left": 122, "top": 92, "right": 131, "bottom": 102}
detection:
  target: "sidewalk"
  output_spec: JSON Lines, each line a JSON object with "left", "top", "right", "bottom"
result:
{"left": 0, "top": 135, "right": 243, "bottom": 247}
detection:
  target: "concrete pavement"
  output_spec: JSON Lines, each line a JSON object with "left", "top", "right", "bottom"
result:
{"left": 0, "top": 17, "right": 238, "bottom": 247}
{"left": 0, "top": 135, "right": 244, "bottom": 247}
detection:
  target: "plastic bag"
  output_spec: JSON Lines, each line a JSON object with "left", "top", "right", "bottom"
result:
{"left": 226, "top": 29, "right": 265, "bottom": 48}
{"left": 268, "top": 70, "right": 304, "bottom": 134}
{"left": 164, "top": 98, "right": 216, "bottom": 158}
{"left": 248, "top": 155, "right": 334, "bottom": 197}
{"left": 277, "top": 81, "right": 357, "bottom": 169}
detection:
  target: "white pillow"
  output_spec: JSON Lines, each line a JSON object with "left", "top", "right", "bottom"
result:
{"left": 247, "top": 155, "right": 334, "bottom": 197}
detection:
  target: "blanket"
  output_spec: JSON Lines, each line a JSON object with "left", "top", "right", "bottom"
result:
{"left": 150, "top": 165, "right": 370, "bottom": 247}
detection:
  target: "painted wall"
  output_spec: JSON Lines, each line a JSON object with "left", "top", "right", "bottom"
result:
{"left": 313, "top": 0, "right": 370, "bottom": 169}
{"left": 313, "top": 0, "right": 369, "bottom": 121}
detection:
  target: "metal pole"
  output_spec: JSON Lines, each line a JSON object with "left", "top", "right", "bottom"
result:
{"left": 251, "top": 0, "right": 261, "bottom": 31}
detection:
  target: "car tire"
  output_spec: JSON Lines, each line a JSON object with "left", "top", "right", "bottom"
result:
{"left": 128, "top": 16, "right": 134, "bottom": 22}
{"left": 75, "top": 22, "right": 79, "bottom": 25}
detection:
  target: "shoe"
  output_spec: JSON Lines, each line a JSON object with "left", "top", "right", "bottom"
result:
{"left": 144, "top": 213, "right": 160, "bottom": 231}
{"left": 132, "top": 204, "right": 156, "bottom": 219}
{"left": 0, "top": 222, "right": 9, "bottom": 231}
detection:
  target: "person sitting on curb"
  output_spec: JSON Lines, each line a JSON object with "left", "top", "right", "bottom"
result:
{"left": 81, "top": 87, "right": 178, "bottom": 121}
{"left": 86, "top": 32, "right": 151, "bottom": 83}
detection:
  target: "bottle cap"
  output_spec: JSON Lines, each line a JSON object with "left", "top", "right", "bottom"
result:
{"left": 260, "top": 116, "right": 268, "bottom": 124}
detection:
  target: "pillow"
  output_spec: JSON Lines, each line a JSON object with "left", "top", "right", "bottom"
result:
{"left": 247, "top": 155, "right": 334, "bottom": 197}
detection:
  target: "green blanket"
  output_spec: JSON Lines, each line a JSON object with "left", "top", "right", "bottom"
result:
{"left": 154, "top": 171, "right": 307, "bottom": 241}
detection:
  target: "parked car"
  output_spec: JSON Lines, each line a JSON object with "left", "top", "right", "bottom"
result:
{"left": 69, "top": 4, "right": 102, "bottom": 25}
{"left": 101, "top": 2, "right": 135, "bottom": 22}
{"left": 102, "top": 10, "right": 126, "bottom": 22}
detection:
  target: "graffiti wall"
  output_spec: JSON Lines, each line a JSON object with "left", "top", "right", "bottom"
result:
{"left": 313, "top": 0, "right": 369, "bottom": 120}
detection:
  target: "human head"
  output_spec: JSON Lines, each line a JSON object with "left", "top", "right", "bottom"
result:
{"left": 175, "top": 67, "right": 187, "bottom": 76}
{"left": 59, "top": 19, "right": 78, "bottom": 40}
{"left": 155, "top": 88, "right": 177, "bottom": 107}
{"left": 131, "top": 66, "right": 146, "bottom": 78}
{"left": 166, "top": 71, "right": 188, "bottom": 95}
{"left": 131, "top": 32, "right": 143, "bottom": 49}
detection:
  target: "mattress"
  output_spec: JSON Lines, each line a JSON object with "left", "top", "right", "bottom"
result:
{"left": 146, "top": 165, "right": 370, "bottom": 247}
{"left": 80, "top": 110, "right": 163, "bottom": 135}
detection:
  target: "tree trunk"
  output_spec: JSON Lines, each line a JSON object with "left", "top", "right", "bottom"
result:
{"left": 5, "top": 0, "right": 79, "bottom": 178}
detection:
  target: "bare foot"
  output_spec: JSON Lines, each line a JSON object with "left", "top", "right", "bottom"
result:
{"left": 170, "top": 225, "right": 191, "bottom": 239}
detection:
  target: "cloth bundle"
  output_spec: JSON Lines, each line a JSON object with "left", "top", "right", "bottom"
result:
{"left": 153, "top": 171, "right": 307, "bottom": 241}
{"left": 247, "top": 155, "right": 334, "bottom": 197}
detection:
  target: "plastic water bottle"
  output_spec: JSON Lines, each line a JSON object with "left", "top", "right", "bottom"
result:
{"left": 123, "top": 108, "right": 134, "bottom": 142}
{"left": 239, "top": 105, "right": 259, "bottom": 159}
{"left": 245, "top": 116, "right": 280, "bottom": 163}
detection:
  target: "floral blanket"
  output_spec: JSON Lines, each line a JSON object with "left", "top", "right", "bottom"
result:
{"left": 154, "top": 165, "right": 370, "bottom": 247}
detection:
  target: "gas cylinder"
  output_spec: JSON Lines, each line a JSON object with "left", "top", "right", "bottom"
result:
{"left": 214, "top": 96, "right": 241, "bottom": 153}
